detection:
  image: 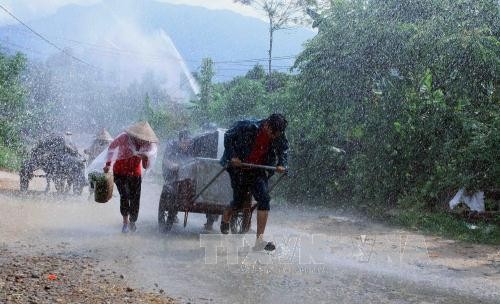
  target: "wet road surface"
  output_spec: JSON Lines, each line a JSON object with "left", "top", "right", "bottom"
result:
{"left": 0, "top": 173, "right": 498, "bottom": 304}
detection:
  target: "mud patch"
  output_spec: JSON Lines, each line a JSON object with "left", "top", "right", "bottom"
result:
{"left": 0, "top": 245, "right": 176, "bottom": 304}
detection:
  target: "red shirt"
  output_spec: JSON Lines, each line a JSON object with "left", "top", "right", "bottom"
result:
{"left": 245, "top": 128, "right": 271, "bottom": 165}
{"left": 112, "top": 156, "right": 144, "bottom": 176}
{"left": 106, "top": 133, "right": 150, "bottom": 176}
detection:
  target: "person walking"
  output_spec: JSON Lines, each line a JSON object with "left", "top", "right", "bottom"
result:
{"left": 104, "top": 122, "right": 159, "bottom": 233}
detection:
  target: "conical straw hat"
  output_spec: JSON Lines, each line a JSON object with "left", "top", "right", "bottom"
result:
{"left": 125, "top": 121, "right": 159, "bottom": 143}
{"left": 96, "top": 128, "right": 113, "bottom": 141}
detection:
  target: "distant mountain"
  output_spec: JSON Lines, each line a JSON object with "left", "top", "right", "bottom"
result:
{"left": 0, "top": 0, "right": 315, "bottom": 82}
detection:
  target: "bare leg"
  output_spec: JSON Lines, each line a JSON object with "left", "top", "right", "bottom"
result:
{"left": 123, "top": 215, "right": 129, "bottom": 224}
{"left": 253, "top": 210, "right": 275, "bottom": 251}
{"left": 256, "top": 210, "right": 269, "bottom": 239}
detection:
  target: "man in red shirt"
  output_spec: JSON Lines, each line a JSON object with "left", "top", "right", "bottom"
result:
{"left": 220, "top": 114, "right": 288, "bottom": 251}
{"left": 104, "top": 122, "right": 159, "bottom": 233}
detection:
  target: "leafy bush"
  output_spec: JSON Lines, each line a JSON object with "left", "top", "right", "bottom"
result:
{"left": 0, "top": 51, "right": 27, "bottom": 168}
{"left": 286, "top": 0, "right": 499, "bottom": 211}
{"left": 0, "top": 145, "right": 21, "bottom": 171}
{"left": 392, "top": 209, "right": 500, "bottom": 245}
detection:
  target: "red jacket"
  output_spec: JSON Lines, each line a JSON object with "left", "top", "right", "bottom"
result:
{"left": 106, "top": 133, "right": 150, "bottom": 176}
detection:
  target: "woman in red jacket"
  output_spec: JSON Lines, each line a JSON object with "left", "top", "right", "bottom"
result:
{"left": 104, "top": 122, "right": 159, "bottom": 233}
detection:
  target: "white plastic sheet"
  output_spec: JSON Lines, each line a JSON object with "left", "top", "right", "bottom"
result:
{"left": 85, "top": 148, "right": 108, "bottom": 176}
{"left": 177, "top": 158, "right": 232, "bottom": 204}
{"left": 85, "top": 132, "right": 158, "bottom": 176}
{"left": 449, "top": 188, "right": 485, "bottom": 212}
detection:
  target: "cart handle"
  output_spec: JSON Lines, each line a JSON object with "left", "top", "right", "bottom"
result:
{"left": 239, "top": 162, "right": 288, "bottom": 173}
{"left": 192, "top": 162, "right": 289, "bottom": 202}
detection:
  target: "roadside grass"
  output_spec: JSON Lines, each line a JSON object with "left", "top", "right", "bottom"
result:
{"left": 0, "top": 145, "right": 21, "bottom": 171}
{"left": 389, "top": 208, "right": 500, "bottom": 245}
{"left": 309, "top": 195, "right": 500, "bottom": 246}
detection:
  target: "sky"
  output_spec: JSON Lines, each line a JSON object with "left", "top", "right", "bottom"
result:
{"left": 0, "top": 0, "right": 263, "bottom": 26}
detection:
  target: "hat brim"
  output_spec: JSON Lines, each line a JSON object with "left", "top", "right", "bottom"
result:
{"left": 125, "top": 122, "right": 159, "bottom": 143}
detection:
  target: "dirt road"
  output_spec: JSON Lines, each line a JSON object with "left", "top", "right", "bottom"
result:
{"left": 0, "top": 170, "right": 498, "bottom": 303}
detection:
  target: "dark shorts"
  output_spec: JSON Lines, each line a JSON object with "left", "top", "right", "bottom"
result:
{"left": 228, "top": 168, "right": 270, "bottom": 211}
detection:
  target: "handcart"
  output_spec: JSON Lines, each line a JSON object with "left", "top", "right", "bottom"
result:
{"left": 158, "top": 161, "right": 286, "bottom": 234}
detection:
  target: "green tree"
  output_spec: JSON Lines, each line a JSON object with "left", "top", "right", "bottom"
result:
{"left": 0, "top": 51, "right": 27, "bottom": 169}
{"left": 209, "top": 78, "right": 266, "bottom": 126}
{"left": 245, "top": 64, "right": 266, "bottom": 80}
{"left": 193, "top": 58, "right": 215, "bottom": 124}
{"left": 0, "top": 52, "right": 27, "bottom": 138}
{"left": 234, "top": 0, "right": 308, "bottom": 90}
{"left": 287, "top": 0, "right": 499, "bottom": 208}
{"left": 142, "top": 94, "right": 190, "bottom": 139}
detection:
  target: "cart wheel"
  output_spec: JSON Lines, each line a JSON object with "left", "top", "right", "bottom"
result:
{"left": 158, "top": 189, "right": 177, "bottom": 233}
{"left": 230, "top": 210, "right": 251, "bottom": 234}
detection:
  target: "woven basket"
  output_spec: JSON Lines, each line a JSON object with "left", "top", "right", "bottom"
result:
{"left": 89, "top": 172, "right": 114, "bottom": 203}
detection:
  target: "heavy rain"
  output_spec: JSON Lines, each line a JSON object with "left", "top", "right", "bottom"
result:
{"left": 0, "top": 0, "right": 498, "bottom": 303}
